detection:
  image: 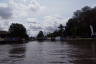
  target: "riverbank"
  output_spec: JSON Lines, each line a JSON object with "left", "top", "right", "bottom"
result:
{"left": 36, "top": 38, "right": 96, "bottom": 43}
{"left": 64, "top": 38, "right": 96, "bottom": 41}
{"left": 0, "top": 38, "right": 96, "bottom": 44}
{"left": 63, "top": 38, "right": 96, "bottom": 44}
{"left": 0, "top": 38, "right": 28, "bottom": 44}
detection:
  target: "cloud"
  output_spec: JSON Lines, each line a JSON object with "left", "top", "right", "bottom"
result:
{"left": 27, "top": 18, "right": 37, "bottom": 24}
{"left": 7, "top": 0, "right": 45, "bottom": 18}
{"left": 0, "top": 0, "right": 68, "bottom": 36}
{"left": 0, "top": 6, "right": 12, "bottom": 19}
{"left": 30, "top": 25, "right": 42, "bottom": 31}
{"left": 29, "top": 0, "right": 41, "bottom": 12}
{"left": 25, "top": 16, "right": 67, "bottom": 36}
{"left": 42, "top": 16, "right": 67, "bottom": 32}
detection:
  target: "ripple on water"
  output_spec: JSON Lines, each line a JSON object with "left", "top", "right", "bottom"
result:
{"left": 0, "top": 41, "right": 96, "bottom": 64}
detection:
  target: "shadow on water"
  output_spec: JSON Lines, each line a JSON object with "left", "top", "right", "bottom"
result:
{"left": 44, "top": 41, "right": 96, "bottom": 64}
{"left": 0, "top": 42, "right": 26, "bottom": 64}
{"left": 66, "top": 41, "right": 96, "bottom": 64}
{"left": 9, "top": 43, "right": 26, "bottom": 64}
{"left": 9, "top": 44, "right": 26, "bottom": 58}
{"left": 0, "top": 40, "right": 29, "bottom": 45}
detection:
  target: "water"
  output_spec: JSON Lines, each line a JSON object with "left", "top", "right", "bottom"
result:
{"left": 0, "top": 41, "right": 96, "bottom": 64}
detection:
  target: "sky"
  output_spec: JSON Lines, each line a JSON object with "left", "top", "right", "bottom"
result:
{"left": 0, "top": 0, "right": 96, "bottom": 36}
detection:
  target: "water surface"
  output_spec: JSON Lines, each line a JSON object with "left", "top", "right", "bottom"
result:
{"left": 0, "top": 41, "right": 96, "bottom": 64}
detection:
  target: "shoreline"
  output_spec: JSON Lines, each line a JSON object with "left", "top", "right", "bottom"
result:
{"left": 30, "top": 38, "right": 96, "bottom": 42}
{"left": 0, "top": 38, "right": 96, "bottom": 44}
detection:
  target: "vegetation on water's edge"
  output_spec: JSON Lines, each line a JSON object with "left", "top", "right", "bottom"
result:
{"left": 35, "top": 6, "right": 96, "bottom": 41}
{"left": 64, "top": 38, "right": 96, "bottom": 41}
{"left": 1, "top": 6, "right": 96, "bottom": 43}
{"left": 0, "top": 23, "right": 29, "bottom": 43}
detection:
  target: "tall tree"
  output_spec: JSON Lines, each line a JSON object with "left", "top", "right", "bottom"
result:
{"left": 9, "top": 23, "right": 29, "bottom": 39}
{"left": 36, "top": 31, "right": 44, "bottom": 40}
{"left": 58, "top": 24, "right": 65, "bottom": 37}
{"left": 65, "top": 6, "right": 96, "bottom": 38}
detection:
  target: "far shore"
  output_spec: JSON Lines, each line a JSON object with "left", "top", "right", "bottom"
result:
{"left": 0, "top": 38, "right": 96, "bottom": 44}
{"left": 48, "top": 38, "right": 96, "bottom": 40}
{"left": 63, "top": 38, "right": 96, "bottom": 43}
{"left": 32, "top": 38, "right": 96, "bottom": 42}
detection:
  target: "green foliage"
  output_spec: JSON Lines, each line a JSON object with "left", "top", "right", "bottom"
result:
{"left": 36, "top": 31, "right": 44, "bottom": 40}
{"left": 65, "top": 6, "right": 96, "bottom": 37}
{"left": 9, "top": 23, "right": 29, "bottom": 39}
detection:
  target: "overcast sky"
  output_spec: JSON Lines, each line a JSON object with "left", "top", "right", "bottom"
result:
{"left": 0, "top": 0, "right": 96, "bottom": 36}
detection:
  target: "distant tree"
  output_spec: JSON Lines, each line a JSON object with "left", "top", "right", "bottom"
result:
{"left": 58, "top": 24, "right": 64, "bottom": 30}
{"left": 58, "top": 24, "right": 65, "bottom": 37}
{"left": 46, "top": 32, "right": 51, "bottom": 37}
{"left": 36, "top": 31, "right": 44, "bottom": 40}
{"left": 46, "top": 24, "right": 65, "bottom": 38}
{"left": 9, "top": 23, "right": 29, "bottom": 39}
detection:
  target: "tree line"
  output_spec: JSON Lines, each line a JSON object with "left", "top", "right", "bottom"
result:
{"left": 0, "top": 23, "right": 29, "bottom": 41}
{"left": 37, "top": 6, "right": 96, "bottom": 40}
{"left": 2, "top": 6, "right": 96, "bottom": 41}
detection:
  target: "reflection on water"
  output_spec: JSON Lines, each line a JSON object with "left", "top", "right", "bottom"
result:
{"left": 0, "top": 43, "right": 26, "bottom": 64}
{"left": 0, "top": 41, "right": 96, "bottom": 64}
{"left": 9, "top": 44, "right": 26, "bottom": 58}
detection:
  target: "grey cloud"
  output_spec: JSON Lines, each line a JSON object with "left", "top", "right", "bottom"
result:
{"left": 30, "top": 0, "right": 41, "bottom": 12}
{"left": 0, "top": 7, "right": 12, "bottom": 19}
{"left": 30, "top": 6, "right": 39, "bottom": 12}
{"left": 30, "top": 25, "right": 42, "bottom": 31}
{"left": 45, "top": 26, "right": 56, "bottom": 32}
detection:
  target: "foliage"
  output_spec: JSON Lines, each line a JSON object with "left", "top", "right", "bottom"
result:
{"left": 65, "top": 6, "right": 96, "bottom": 38}
{"left": 36, "top": 31, "right": 44, "bottom": 40}
{"left": 9, "top": 23, "right": 29, "bottom": 39}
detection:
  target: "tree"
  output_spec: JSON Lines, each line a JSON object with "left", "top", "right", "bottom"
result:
{"left": 9, "top": 23, "right": 29, "bottom": 39}
{"left": 36, "top": 31, "right": 44, "bottom": 40}
{"left": 65, "top": 6, "right": 96, "bottom": 38}
{"left": 58, "top": 24, "right": 65, "bottom": 37}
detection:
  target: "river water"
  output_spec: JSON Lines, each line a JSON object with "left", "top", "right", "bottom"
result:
{"left": 0, "top": 41, "right": 96, "bottom": 64}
